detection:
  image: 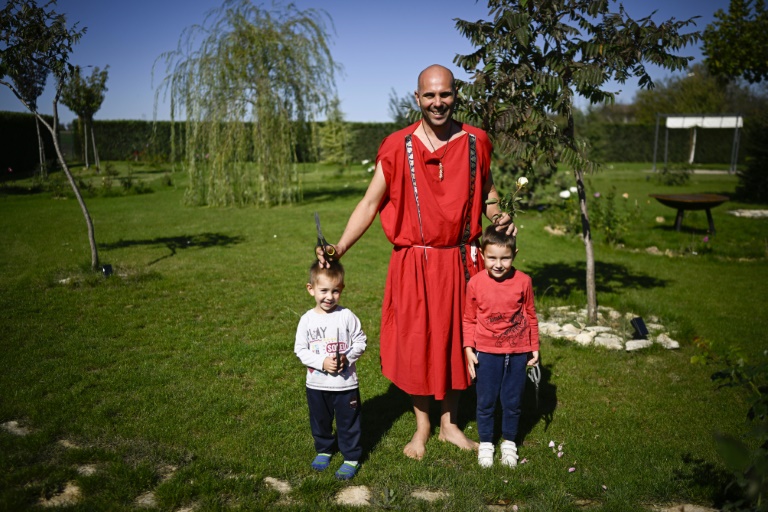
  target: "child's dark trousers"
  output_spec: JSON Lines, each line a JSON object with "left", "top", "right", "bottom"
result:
{"left": 306, "top": 387, "right": 362, "bottom": 461}
{"left": 475, "top": 351, "right": 528, "bottom": 443}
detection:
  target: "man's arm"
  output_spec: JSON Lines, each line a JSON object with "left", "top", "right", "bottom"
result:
{"left": 316, "top": 162, "right": 387, "bottom": 266}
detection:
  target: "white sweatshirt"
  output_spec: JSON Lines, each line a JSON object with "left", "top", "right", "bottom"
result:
{"left": 294, "top": 306, "right": 367, "bottom": 391}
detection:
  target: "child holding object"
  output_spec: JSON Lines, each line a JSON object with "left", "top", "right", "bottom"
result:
{"left": 463, "top": 225, "right": 540, "bottom": 468}
{"left": 294, "top": 260, "right": 367, "bottom": 480}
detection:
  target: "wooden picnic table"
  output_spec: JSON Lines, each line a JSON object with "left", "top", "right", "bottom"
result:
{"left": 649, "top": 193, "right": 729, "bottom": 233}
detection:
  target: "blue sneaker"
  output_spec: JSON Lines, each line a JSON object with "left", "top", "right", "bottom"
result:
{"left": 334, "top": 461, "right": 359, "bottom": 480}
{"left": 311, "top": 453, "right": 332, "bottom": 471}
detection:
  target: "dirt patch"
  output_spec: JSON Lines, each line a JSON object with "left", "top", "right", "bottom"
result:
{"left": 77, "top": 464, "right": 97, "bottom": 476}
{"left": 411, "top": 488, "right": 449, "bottom": 502}
{"left": 1, "top": 420, "right": 30, "bottom": 436}
{"left": 336, "top": 485, "right": 371, "bottom": 506}
{"left": 654, "top": 505, "right": 718, "bottom": 512}
{"left": 135, "top": 491, "right": 157, "bottom": 508}
{"left": 39, "top": 481, "right": 81, "bottom": 507}
{"left": 263, "top": 476, "right": 291, "bottom": 494}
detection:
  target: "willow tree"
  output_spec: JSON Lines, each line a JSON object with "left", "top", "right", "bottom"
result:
{"left": 155, "top": 0, "right": 339, "bottom": 207}
{"left": 455, "top": 0, "right": 699, "bottom": 323}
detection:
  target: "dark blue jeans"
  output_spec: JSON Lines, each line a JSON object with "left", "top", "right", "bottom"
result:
{"left": 475, "top": 351, "right": 528, "bottom": 443}
{"left": 306, "top": 387, "right": 362, "bottom": 461}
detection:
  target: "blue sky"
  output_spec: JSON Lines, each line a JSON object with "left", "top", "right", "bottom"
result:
{"left": 0, "top": 0, "right": 729, "bottom": 125}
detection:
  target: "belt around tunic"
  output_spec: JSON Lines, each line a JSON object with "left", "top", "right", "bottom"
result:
{"left": 393, "top": 242, "right": 479, "bottom": 263}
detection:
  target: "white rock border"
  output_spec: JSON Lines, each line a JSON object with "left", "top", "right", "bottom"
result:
{"left": 541, "top": 306, "right": 679, "bottom": 351}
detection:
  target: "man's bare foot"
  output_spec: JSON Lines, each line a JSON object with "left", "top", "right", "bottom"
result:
{"left": 438, "top": 423, "right": 479, "bottom": 451}
{"left": 403, "top": 430, "right": 429, "bottom": 460}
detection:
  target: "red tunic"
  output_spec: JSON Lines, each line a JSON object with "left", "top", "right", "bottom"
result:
{"left": 377, "top": 121, "right": 492, "bottom": 399}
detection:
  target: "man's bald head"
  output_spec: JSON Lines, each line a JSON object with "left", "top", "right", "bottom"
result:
{"left": 417, "top": 64, "right": 455, "bottom": 94}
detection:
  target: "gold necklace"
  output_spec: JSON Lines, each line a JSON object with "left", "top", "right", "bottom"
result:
{"left": 422, "top": 122, "right": 453, "bottom": 181}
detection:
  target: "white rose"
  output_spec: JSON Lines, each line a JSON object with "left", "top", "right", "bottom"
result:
{"left": 517, "top": 176, "right": 529, "bottom": 187}
{"left": 569, "top": 186, "right": 577, "bottom": 193}
{"left": 559, "top": 190, "right": 571, "bottom": 199}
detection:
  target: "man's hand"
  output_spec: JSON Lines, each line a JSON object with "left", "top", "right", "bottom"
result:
{"left": 527, "top": 350, "right": 540, "bottom": 366}
{"left": 493, "top": 212, "right": 518, "bottom": 237}
{"left": 315, "top": 244, "right": 341, "bottom": 268}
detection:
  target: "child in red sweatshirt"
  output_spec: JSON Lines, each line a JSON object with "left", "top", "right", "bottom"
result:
{"left": 463, "top": 225, "right": 540, "bottom": 468}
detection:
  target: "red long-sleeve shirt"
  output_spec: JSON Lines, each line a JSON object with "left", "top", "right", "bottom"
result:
{"left": 463, "top": 268, "right": 539, "bottom": 354}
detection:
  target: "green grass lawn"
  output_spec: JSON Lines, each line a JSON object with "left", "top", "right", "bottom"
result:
{"left": 0, "top": 161, "right": 766, "bottom": 510}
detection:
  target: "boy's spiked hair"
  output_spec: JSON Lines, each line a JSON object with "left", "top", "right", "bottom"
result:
{"left": 481, "top": 224, "right": 517, "bottom": 254}
{"left": 308, "top": 259, "right": 345, "bottom": 286}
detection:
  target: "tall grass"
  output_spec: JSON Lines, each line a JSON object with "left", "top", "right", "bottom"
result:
{"left": 0, "top": 162, "right": 765, "bottom": 510}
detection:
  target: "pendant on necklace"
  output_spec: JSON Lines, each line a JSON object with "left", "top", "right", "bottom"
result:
{"left": 438, "top": 162, "right": 444, "bottom": 181}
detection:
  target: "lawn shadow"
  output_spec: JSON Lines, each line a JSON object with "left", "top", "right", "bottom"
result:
{"left": 99, "top": 232, "right": 245, "bottom": 265}
{"left": 518, "top": 362, "right": 557, "bottom": 443}
{"left": 360, "top": 383, "right": 411, "bottom": 462}
{"left": 301, "top": 186, "right": 368, "bottom": 205}
{"left": 674, "top": 452, "right": 735, "bottom": 508}
{"left": 529, "top": 261, "right": 668, "bottom": 299}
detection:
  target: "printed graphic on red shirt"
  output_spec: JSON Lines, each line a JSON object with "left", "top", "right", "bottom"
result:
{"left": 486, "top": 310, "right": 528, "bottom": 348}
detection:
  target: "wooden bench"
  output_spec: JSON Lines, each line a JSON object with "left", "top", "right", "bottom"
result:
{"left": 649, "top": 193, "right": 729, "bottom": 233}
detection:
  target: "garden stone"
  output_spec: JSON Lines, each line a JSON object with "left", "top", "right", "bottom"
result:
{"left": 586, "top": 326, "right": 612, "bottom": 333}
{"left": 626, "top": 339, "right": 653, "bottom": 352}
{"left": 655, "top": 333, "right": 680, "bottom": 349}
{"left": 608, "top": 310, "right": 622, "bottom": 320}
{"left": 575, "top": 331, "right": 596, "bottom": 345}
{"left": 647, "top": 323, "right": 665, "bottom": 331}
{"left": 561, "top": 323, "right": 581, "bottom": 333}
{"left": 538, "top": 322, "right": 561, "bottom": 336}
{"left": 594, "top": 334, "right": 624, "bottom": 350}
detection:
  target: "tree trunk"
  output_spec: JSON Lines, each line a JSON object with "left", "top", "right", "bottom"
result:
{"left": 82, "top": 117, "right": 89, "bottom": 169}
{"left": 90, "top": 118, "right": 101, "bottom": 172}
{"left": 574, "top": 170, "right": 597, "bottom": 324}
{"left": 34, "top": 116, "right": 46, "bottom": 179}
{"left": 43, "top": 106, "right": 99, "bottom": 270}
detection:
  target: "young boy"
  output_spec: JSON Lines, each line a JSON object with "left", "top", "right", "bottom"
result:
{"left": 294, "top": 260, "right": 367, "bottom": 480}
{"left": 463, "top": 225, "right": 540, "bottom": 468}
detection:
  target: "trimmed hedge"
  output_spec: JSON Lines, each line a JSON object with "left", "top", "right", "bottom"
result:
{"left": 0, "top": 111, "right": 57, "bottom": 176}
{"left": 583, "top": 122, "right": 745, "bottom": 164}
{"left": 2, "top": 113, "right": 744, "bottom": 171}
{"left": 86, "top": 119, "right": 396, "bottom": 164}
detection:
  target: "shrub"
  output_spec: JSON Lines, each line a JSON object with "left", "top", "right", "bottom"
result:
{"left": 735, "top": 113, "right": 768, "bottom": 203}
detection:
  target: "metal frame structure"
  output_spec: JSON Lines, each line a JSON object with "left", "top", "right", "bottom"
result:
{"left": 652, "top": 114, "right": 743, "bottom": 173}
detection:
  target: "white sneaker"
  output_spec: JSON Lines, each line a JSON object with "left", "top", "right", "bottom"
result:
{"left": 478, "top": 442, "right": 495, "bottom": 468}
{"left": 500, "top": 440, "right": 518, "bottom": 467}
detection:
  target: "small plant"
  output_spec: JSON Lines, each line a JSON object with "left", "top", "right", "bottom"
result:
{"left": 119, "top": 174, "right": 134, "bottom": 191}
{"left": 656, "top": 162, "right": 692, "bottom": 186}
{"left": 682, "top": 234, "right": 714, "bottom": 256}
{"left": 692, "top": 339, "right": 768, "bottom": 511}
{"left": 590, "top": 187, "right": 642, "bottom": 245}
